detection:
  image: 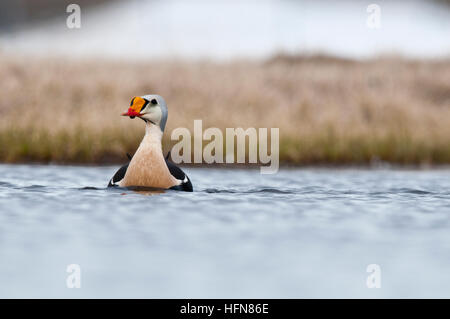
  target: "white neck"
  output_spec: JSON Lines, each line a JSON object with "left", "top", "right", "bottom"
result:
{"left": 144, "top": 121, "right": 163, "bottom": 144}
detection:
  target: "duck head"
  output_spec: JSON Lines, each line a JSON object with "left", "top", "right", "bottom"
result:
{"left": 122, "top": 94, "right": 168, "bottom": 131}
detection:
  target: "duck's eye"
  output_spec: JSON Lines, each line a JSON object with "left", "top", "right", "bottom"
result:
{"left": 151, "top": 99, "right": 158, "bottom": 105}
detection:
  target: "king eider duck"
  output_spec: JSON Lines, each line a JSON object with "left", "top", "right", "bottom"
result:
{"left": 108, "top": 95, "right": 193, "bottom": 192}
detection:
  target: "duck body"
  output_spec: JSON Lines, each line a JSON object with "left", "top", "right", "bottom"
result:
{"left": 108, "top": 123, "right": 193, "bottom": 192}
{"left": 108, "top": 158, "right": 193, "bottom": 192}
{"left": 107, "top": 94, "right": 193, "bottom": 192}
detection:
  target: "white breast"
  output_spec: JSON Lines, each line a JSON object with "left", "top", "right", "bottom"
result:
{"left": 120, "top": 125, "right": 179, "bottom": 188}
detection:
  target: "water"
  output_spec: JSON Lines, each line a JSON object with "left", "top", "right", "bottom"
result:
{"left": 1, "top": 164, "right": 450, "bottom": 298}
{"left": 1, "top": 0, "right": 449, "bottom": 60}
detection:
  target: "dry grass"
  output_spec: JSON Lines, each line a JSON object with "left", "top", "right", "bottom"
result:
{"left": 0, "top": 53, "right": 449, "bottom": 165}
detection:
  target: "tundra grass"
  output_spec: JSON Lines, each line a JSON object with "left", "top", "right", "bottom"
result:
{"left": 0, "top": 54, "right": 449, "bottom": 165}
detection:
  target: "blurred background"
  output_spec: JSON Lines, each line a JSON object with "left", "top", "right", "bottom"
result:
{"left": 1, "top": 0, "right": 450, "bottom": 59}
{"left": 0, "top": 0, "right": 449, "bottom": 164}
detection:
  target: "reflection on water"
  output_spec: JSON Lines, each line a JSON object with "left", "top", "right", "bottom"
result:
{"left": 0, "top": 0, "right": 449, "bottom": 59}
{"left": 0, "top": 164, "right": 450, "bottom": 298}
{"left": 125, "top": 187, "right": 167, "bottom": 196}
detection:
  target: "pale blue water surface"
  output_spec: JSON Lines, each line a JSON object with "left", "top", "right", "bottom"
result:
{"left": 0, "top": 164, "right": 449, "bottom": 298}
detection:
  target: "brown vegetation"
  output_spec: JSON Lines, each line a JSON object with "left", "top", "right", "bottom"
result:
{"left": 0, "top": 53, "right": 449, "bottom": 165}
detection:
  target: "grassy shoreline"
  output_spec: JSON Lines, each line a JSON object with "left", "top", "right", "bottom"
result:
{"left": 1, "top": 54, "right": 449, "bottom": 165}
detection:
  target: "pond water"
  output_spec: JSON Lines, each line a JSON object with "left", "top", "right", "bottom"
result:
{"left": 0, "top": 164, "right": 449, "bottom": 298}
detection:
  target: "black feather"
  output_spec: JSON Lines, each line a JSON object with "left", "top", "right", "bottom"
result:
{"left": 166, "top": 160, "right": 193, "bottom": 192}
{"left": 107, "top": 163, "right": 129, "bottom": 187}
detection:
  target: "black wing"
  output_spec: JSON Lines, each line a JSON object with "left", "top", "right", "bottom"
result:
{"left": 166, "top": 160, "right": 193, "bottom": 192}
{"left": 107, "top": 163, "right": 128, "bottom": 187}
